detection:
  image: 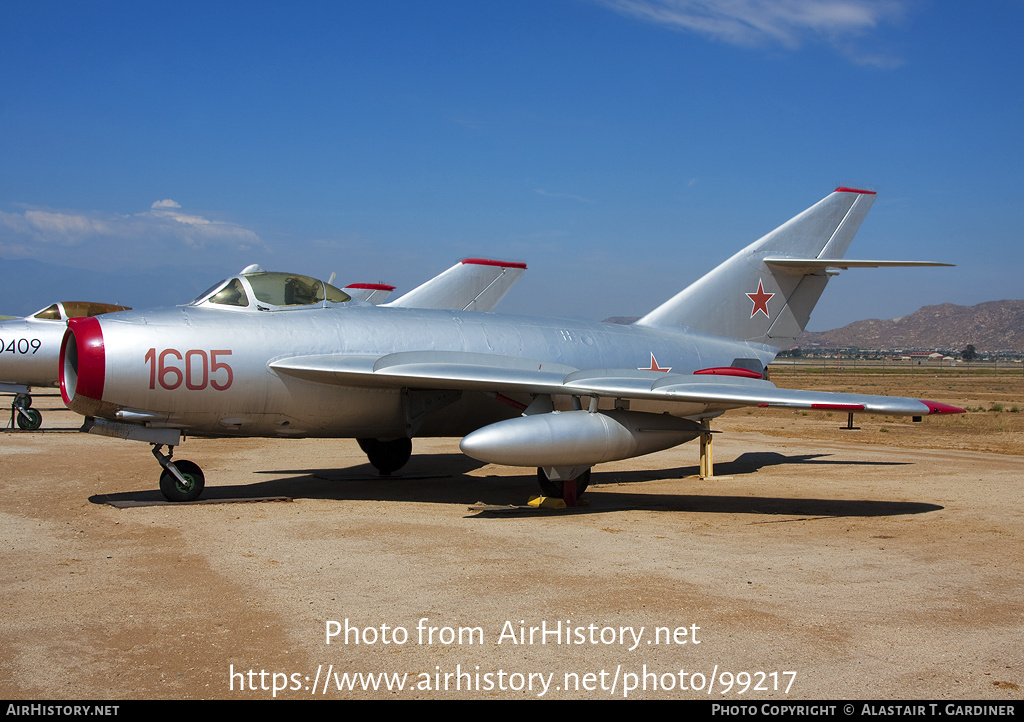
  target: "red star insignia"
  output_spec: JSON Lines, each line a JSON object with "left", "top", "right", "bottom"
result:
{"left": 746, "top": 279, "right": 774, "bottom": 318}
{"left": 639, "top": 353, "right": 671, "bottom": 372}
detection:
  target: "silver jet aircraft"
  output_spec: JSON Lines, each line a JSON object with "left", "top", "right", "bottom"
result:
{"left": 59, "top": 188, "right": 963, "bottom": 503}
{"left": 1, "top": 301, "right": 129, "bottom": 429}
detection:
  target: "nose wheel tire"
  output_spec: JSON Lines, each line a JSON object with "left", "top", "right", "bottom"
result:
{"left": 11, "top": 394, "right": 41, "bottom": 430}
{"left": 159, "top": 460, "right": 205, "bottom": 502}
{"left": 16, "top": 408, "right": 42, "bottom": 430}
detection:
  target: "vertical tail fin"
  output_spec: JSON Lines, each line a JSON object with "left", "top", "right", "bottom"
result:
{"left": 634, "top": 188, "right": 876, "bottom": 347}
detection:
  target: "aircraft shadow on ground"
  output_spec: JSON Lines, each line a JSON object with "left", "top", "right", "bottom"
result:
{"left": 89, "top": 450, "right": 940, "bottom": 518}
{"left": 597, "top": 450, "right": 909, "bottom": 483}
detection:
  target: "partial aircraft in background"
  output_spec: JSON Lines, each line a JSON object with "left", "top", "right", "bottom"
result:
{"left": 59, "top": 188, "right": 962, "bottom": 503}
{"left": 2, "top": 301, "right": 130, "bottom": 429}
{"left": 385, "top": 258, "right": 526, "bottom": 311}
{"left": 343, "top": 257, "right": 526, "bottom": 310}
{"left": 343, "top": 283, "right": 395, "bottom": 305}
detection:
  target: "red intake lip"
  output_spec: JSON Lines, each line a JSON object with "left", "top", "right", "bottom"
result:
{"left": 60, "top": 317, "right": 105, "bottom": 406}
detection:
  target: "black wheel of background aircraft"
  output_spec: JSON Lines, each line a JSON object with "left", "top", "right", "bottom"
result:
{"left": 16, "top": 408, "right": 42, "bottom": 431}
{"left": 537, "top": 467, "right": 590, "bottom": 500}
{"left": 159, "top": 460, "right": 205, "bottom": 502}
{"left": 358, "top": 437, "right": 412, "bottom": 475}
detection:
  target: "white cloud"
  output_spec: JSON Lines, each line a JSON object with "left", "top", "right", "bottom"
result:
{"left": 143, "top": 200, "right": 214, "bottom": 233}
{"left": 598, "top": 0, "right": 907, "bottom": 60}
{"left": 0, "top": 208, "right": 113, "bottom": 246}
{"left": 0, "top": 200, "right": 265, "bottom": 262}
{"left": 151, "top": 199, "right": 181, "bottom": 210}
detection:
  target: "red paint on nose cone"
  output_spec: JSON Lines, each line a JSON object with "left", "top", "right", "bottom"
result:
{"left": 61, "top": 317, "right": 105, "bottom": 405}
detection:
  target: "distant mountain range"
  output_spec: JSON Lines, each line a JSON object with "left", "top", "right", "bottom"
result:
{"left": 796, "top": 300, "right": 1024, "bottom": 353}
{"left": 605, "top": 300, "right": 1024, "bottom": 353}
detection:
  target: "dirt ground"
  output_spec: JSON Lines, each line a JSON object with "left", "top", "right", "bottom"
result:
{"left": 2, "top": 374, "right": 1022, "bottom": 700}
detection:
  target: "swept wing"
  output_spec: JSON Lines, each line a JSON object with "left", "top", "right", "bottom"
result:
{"left": 269, "top": 350, "right": 952, "bottom": 417}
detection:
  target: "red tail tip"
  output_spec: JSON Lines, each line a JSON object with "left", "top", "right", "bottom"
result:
{"left": 345, "top": 283, "right": 396, "bottom": 291}
{"left": 461, "top": 258, "right": 527, "bottom": 269}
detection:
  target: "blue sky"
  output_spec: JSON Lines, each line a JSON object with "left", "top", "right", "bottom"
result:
{"left": 1, "top": 0, "right": 1022, "bottom": 329}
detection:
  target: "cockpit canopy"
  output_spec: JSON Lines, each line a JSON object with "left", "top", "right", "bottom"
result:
{"left": 32, "top": 301, "right": 131, "bottom": 321}
{"left": 190, "top": 268, "right": 352, "bottom": 311}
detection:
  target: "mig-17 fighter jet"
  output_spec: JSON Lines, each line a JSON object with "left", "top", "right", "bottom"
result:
{"left": 59, "top": 188, "right": 961, "bottom": 503}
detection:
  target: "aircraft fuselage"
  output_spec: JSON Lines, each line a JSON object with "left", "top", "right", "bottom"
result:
{"left": 62, "top": 303, "right": 774, "bottom": 439}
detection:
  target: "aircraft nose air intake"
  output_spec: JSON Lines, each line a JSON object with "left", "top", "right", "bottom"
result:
{"left": 60, "top": 317, "right": 106, "bottom": 409}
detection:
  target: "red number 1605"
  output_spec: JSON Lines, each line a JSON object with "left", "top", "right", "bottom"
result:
{"left": 144, "top": 348, "right": 233, "bottom": 391}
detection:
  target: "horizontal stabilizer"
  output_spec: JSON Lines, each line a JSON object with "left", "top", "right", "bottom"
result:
{"left": 764, "top": 258, "right": 953, "bottom": 271}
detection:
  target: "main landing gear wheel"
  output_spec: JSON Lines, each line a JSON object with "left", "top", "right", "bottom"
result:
{"left": 159, "top": 459, "right": 205, "bottom": 502}
{"left": 358, "top": 438, "right": 412, "bottom": 475}
{"left": 537, "top": 468, "right": 591, "bottom": 505}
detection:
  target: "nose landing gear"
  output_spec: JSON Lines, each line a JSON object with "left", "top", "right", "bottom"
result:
{"left": 152, "top": 444, "right": 205, "bottom": 502}
{"left": 10, "top": 393, "right": 42, "bottom": 431}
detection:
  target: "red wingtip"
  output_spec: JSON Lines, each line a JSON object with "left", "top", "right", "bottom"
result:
{"left": 919, "top": 400, "right": 966, "bottom": 414}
